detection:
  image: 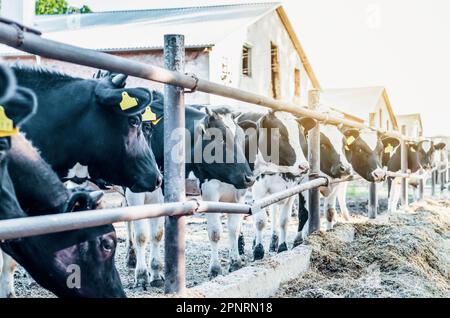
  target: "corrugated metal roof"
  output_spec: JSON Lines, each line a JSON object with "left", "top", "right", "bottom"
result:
{"left": 0, "top": 2, "right": 280, "bottom": 56}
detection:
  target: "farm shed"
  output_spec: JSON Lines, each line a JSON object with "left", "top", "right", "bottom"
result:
{"left": 396, "top": 113, "right": 424, "bottom": 139}
{"left": 320, "top": 86, "right": 399, "bottom": 132}
{"left": 0, "top": 1, "right": 320, "bottom": 106}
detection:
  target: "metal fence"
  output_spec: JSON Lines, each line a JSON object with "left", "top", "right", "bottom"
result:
{"left": 0, "top": 20, "right": 447, "bottom": 294}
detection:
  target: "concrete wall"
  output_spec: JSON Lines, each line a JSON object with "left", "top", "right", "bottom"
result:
{"left": 208, "top": 10, "right": 311, "bottom": 109}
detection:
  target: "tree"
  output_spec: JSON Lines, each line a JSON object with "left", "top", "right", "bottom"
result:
{"left": 35, "top": 0, "right": 92, "bottom": 15}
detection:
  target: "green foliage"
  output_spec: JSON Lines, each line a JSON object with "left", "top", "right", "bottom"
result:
{"left": 35, "top": 0, "right": 92, "bottom": 15}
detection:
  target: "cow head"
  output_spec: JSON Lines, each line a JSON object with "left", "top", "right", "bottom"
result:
{"left": 0, "top": 224, "right": 125, "bottom": 298}
{"left": 88, "top": 72, "right": 162, "bottom": 192}
{"left": 299, "top": 121, "right": 353, "bottom": 179}
{"left": 253, "top": 111, "right": 311, "bottom": 176}
{"left": 416, "top": 140, "right": 442, "bottom": 170}
{"left": 342, "top": 129, "right": 399, "bottom": 182}
{"left": 191, "top": 107, "right": 255, "bottom": 189}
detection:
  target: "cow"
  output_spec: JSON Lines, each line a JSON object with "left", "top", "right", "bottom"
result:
{"left": 385, "top": 140, "right": 445, "bottom": 212}
{"left": 11, "top": 65, "right": 161, "bottom": 193}
{"left": 295, "top": 123, "right": 400, "bottom": 243}
{"left": 124, "top": 92, "right": 255, "bottom": 287}
{"left": 233, "top": 110, "right": 316, "bottom": 261}
{"left": 0, "top": 86, "right": 125, "bottom": 298}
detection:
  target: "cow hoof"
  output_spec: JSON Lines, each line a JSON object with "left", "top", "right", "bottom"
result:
{"left": 134, "top": 269, "right": 149, "bottom": 290}
{"left": 150, "top": 277, "right": 165, "bottom": 288}
{"left": 277, "top": 242, "right": 288, "bottom": 253}
{"left": 238, "top": 233, "right": 245, "bottom": 256}
{"left": 293, "top": 236, "right": 303, "bottom": 248}
{"left": 253, "top": 243, "right": 265, "bottom": 260}
{"left": 229, "top": 260, "right": 242, "bottom": 273}
{"left": 126, "top": 247, "right": 137, "bottom": 269}
{"left": 208, "top": 265, "right": 222, "bottom": 279}
{"left": 269, "top": 234, "right": 279, "bottom": 252}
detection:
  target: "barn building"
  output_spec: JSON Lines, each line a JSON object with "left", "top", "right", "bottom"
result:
{"left": 0, "top": 1, "right": 320, "bottom": 107}
{"left": 320, "top": 86, "right": 399, "bottom": 132}
{"left": 396, "top": 113, "right": 424, "bottom": 139}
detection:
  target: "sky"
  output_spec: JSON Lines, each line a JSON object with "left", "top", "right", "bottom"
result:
{"left": 67, "top": 0, "right": 450, "bottom": 137}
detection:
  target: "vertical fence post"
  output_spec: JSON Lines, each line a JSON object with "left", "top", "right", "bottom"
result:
{"left": 400, "top": 126, "right": 408, "bottom": 207}
{"left": 368, "top": 182, "right": 377, "bottom": 219}
{"left": 440, "top": 170, "right": 445, "bottom": 193}
{"left": 307, "top": 89, "right": 321, "bottom": 235}
{"left": 163, "top": 34, "right": 186, "bottom": 295}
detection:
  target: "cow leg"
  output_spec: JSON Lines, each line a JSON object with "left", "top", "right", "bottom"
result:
{"left": 125, "top": 221, "right": 136, "bottom": 269}
{"left": 125, "top": 189, "right": 146, "bottom": 269}
{"left": 227, "top": 214, "right": 243, "bottom": 272}
{"left": 269, "top": 204, "right": 280, "bottom": 252}
{"left": 337, "top": 182, "right": 350, "bottom": 221}
{"left": 0, "top": 251, "right": 16, "bottom": 298}
{"left": 293, "top": 193, "right": 308, "bottom": 247}
{"left": 324, "top": 185, "right": 338, "bottom": 230}
{"left": 149, "top": 217, "right": 164, "bottom": 287}
{"left": 253, "top": 208, "right": 267, "bottom": 260}
{"left": 388, "top": 178, "right": 401, "bottom": 213}
{"left": 132, "top": 219, "right": 150, "bottom": 289}
{"left": 207, "top": 213, "right": 223, "bottom": 278}
{"left": 279, "top": 197, "right": 295, "bottom": 253}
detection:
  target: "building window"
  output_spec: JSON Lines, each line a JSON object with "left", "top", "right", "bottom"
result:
{"left": 270, "top": 42, "right": 280, "bottom": 99}
{"left": 294, "top": 68, "right": 300, "bottom": 98}
{"left": 242, "top": 45, "right": 252, "bottom": 77}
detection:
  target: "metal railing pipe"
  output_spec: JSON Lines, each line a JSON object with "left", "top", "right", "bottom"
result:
{"left": 252, "top": 177, "right": 328, "bottom": 212}
{"left": 0, "top": 22, "right": 403, "bottom": 139}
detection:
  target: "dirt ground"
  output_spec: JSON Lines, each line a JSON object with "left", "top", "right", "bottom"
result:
{"left": 12, "top": 185, "right": 449, "bottom": 298}
{"left": 276, "top": 198, "right": 450, "bottom": 298}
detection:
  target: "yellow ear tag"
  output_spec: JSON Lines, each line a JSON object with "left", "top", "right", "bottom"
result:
{"left": 346, "top": 135, "right": 356, "bottom": 146}
{"left": 142, "top": 106, "right": 157, "bottom": 122}
{"left": 119, "top": 92, "right": 138, "bottom": 111}
{"left": 384, "top": 143, "right": 394, "bottom": 154}
{"left": 151, "top": 117, "right": 162, "bottom": 126}
{"left": 344, "top": 145, "right": 350, "bottom": 151}
{"left": 0, "top": 106, "right": 18, "bottom": 137}
{"left": 411, "top": 147, "right": 416, "bottom": 153}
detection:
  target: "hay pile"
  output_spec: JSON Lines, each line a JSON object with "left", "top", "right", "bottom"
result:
{"left": 277, "top": 199, "right": 450, "bottom": 298}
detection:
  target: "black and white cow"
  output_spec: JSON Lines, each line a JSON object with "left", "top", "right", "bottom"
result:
{"left": 235, "top": 110, "right": 315, "bottom": 260}
{"left": 125, "top": 93, "right": 255, "bottom": 287}
{"left": 384, "top": 140, "right": 444, "bottom": 212}
{"left": 296, "top": 123, "right": 399, "bottom": 241}
{"left": 0, "top": 87, "right": 125, "bottom": 298}
{"left": 11, "top": 65, "right": 161, "bottom": 192}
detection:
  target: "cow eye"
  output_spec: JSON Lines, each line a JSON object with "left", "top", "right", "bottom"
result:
{"left": 128, "top": 116, "right": 141, "bottom": 128}
{"left": 101, "top": 237, "right": 115, "bottom": 253}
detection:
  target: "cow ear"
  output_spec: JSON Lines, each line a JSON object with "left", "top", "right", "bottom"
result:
{"left": 1, "top": 87, "right": 37, "bottom": 136}
{"left": 434, "top": 142, "right": 446, "bottom": 150}
{"left": 0, "top": 63, "right": 16, "bottom": 104}
{"left": 382, "top": 137, "right": 400, "bottom": 152}
{"left": 343, "top": 128, "right": 360, "bottom": 147}
{"left": 409, "top": 143, "right": 418, "bottom": 153}
{"left": 238, "top": 120, "right": 257, "bottom": 132}
{"left": 232, "top": 111, "right": 242, "bottom": 120}
{"left": 95, "top": 86, "right": 152, "bottom": 116}
{"left": 297, "top": 117, "right": 316, "bottom": 133}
